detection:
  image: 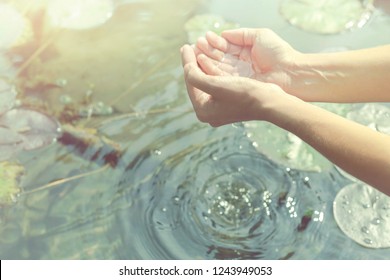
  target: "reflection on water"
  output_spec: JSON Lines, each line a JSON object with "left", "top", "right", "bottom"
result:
{"left": 1, "top": 0, "right": 390, "bottom": 259}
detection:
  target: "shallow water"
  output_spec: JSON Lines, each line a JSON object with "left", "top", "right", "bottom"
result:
{"left": 1, "top": 0, "right": 390, "bottom": 259}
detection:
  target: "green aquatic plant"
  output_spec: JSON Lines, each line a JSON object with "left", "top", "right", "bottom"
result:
{"left": 0, "top": 161, "right": 24, "bottom": 206}
{"left": 280, "top": 0, "right": 373, "bottom": 34}
{"left": 184, "top": 14, "right": 239, "bottom": 44}
{"left": 244, "top": 121, "right": 332, "bottom": 172}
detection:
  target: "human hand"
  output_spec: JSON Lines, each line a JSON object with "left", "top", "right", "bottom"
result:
{"left": 180, "top": 44, "right": 290, "bottom": 127}
{"left": 194, "top": 28, "right": 301, "bottom": 94}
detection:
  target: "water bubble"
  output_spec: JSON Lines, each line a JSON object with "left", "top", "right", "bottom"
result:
{"left": 161, "top": 208, "right": 167, "bottom": 212}
{"left": 55, "top": 78, "right": 67, "bottom": 87}
{"left": 59, "top": 94, "right": 72, "bottom": 105}
{"left": 361, "top": 226, "right": 369, "bottom": 234}
{"left": 364, "top": 238, "right": 373, "bottom": 245}
{"left": 371, "top": 218, "right": 381, "bottom": 225}
{"left": 363, "top": 203, "right": 371, "bottom": 209}
{"left": 303, "top": 177, "right": 310, "bottom": 183}
{"left": 153, "top": 149, "right": 162, "bottom": 156}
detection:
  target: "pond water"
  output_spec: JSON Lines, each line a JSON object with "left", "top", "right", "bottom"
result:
{"left": 1, "top": 0, "right": 390, "bottom": 259}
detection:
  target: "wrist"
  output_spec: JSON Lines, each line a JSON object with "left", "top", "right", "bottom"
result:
{"left": 286, "top": 52, "right": 343, "bottom": 102}
{"left": 257, "top": 84, "right": 305, "bottom": 125}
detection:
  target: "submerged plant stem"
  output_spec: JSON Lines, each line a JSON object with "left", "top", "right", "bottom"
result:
{"left": 22, "top": 164, "right": 110, "bottom": 195}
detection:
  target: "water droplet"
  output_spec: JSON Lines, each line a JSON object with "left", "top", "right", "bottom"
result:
{"left": 55, "top": 78, "right": 67, "bottom": 87}
{"left": 363, "top": 203, "right": 371, "bottom": 209}
{"left": 303, "top": 177, "right": 310, "bottom": 183}
{"left": 237, "top": 166, "right": 244, "bottom": 172}
{"left": 364, "top": 238, "right": 373, "bottom": 245}
{"left": 361, "top": 226, "right": 370, "bottom": 234}
{"left": 343, "top": 200, "right": 350, "bottom": 205}
{"left": 371, "top": 218, "right": 381, "bottom": 225}
{"left": 153, "top": 149, "right": 162, "bottom": 156}
{"left": 161, "top": 208, "right": 167, "bottom": 212}
{"left": 59, "top": 94, "right": 72, "bottom": 104}
{"left": 252, "top": 141, "right": 258, "bottom": 148}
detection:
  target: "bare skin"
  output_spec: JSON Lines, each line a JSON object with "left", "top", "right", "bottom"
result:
{"left": 181, "top": 28, "right": 390, "bottom": 196}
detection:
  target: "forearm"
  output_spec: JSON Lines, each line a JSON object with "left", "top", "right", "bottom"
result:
{"left": 288, "top": 45, "right": 390, "bottom": 102}
{"left": 263, "top": 95, "right": 390, "bottom": 196}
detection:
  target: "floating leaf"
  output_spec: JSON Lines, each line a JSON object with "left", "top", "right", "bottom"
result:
{"left": 333, "top": 183, "right": 390, "bottom": 248}
{"left": 244, "top": 122, "right": 332, "bottom": 172}
{"left": 0, "top": 3, "right": 32, "bottom": 49}
{"left": 0, "top": 127, "right": 24, "bottom": 161}
{"left": 0, "top": 109, "right": 60, "bottom": 156}
{"left": 0, "top": 161, "right": 24, "bottom": 206}
{"left": 346, "top": 103, "right": 390, "bottom": 135}
{"left": 0, "top": 55, "right": 17, "bottom": 79}
{"left": 280, "top": 0, "right": 373, "bottom": 34}
{"left": 297, "top": 209, "right": 314, "bottom": 232}
{"left": 184, "top": 14, "right": 239, "bottom": 44}
{"left": 47, "top": 0, "right": 115, "bottom": 30}
{"left": 0, "top": 79, "right": 17, "bottom": 115}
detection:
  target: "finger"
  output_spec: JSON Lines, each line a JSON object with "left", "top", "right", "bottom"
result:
{"left": 196, "top": 36, "right": 225, "bottom": 61}
{"left": 185, "top": 62, "right": 247, "bottom": 101}
{"left": 181, "top": 45, "right": 210, "bottom": 106}
{"left": 181, "top": 44, "right": 197, "bottom": 66}
{"left": 197, "top": 53, "right": 234, "bottom": 76}
{"left": 221, "top": 28, "right": 258, "bottom": 46}
{"left": 206, "top": 31, "right": 242, "bottom": 56}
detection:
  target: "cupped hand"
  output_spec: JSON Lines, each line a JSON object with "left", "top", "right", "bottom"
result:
{"left": 194, "top": 28, "right": 301, "bottom": 93}
{"left": 181, "top": 44, "right": 288, "bottom": 127}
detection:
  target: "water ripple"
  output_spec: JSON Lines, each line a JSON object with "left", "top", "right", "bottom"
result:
{"left": 117, "top": 123, "right": 328, "bottom": 259}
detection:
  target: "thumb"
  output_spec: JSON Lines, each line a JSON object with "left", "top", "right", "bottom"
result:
{"left": 221, "top": 28, "right": 258, "bottom": 46}
{"left": 184, "top": 63, "right": 226, "bottom": 99}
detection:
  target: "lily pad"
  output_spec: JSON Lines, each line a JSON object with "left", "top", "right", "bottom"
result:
{"left": 280, "top": 0, "right": 373, "bottom": 34}
{"left": 0, "top": 79, "right": 17, "bottom": 115}
{"left": 346, "top": 103, "right": 390, "bottom": 135}
{"left": 336, "top": 103, "right": 390, "bottom": 182}
{"left": 47, "top": 0, "right": 115, "bottom": 30}
{"left": 244, "top": 121, "right": 332, "bottom": 172}
{"left": 0, "top": 161, "right": 24, "bottom": 206}
{"left": 184, "top": 14, "right": 239, "bottom": 44}
{"left": 0, "top": 109, "right": 60, "bottom": 159}
{"left": 333, "top": 183, "right": 390, "bottom": 248}
{"left": 0, "top": 55, "right": 17, "bottom": 79}
{"left": 0, "top": 3, "right": 32, "bottom": 49}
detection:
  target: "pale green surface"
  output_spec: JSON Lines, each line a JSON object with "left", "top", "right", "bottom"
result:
{"left": 333, "top": 183, "right": 390, "bottom": 248}
{"left": 184, "top": 14, "right": 239, "bottom": 44}
{"left": 280, "top": 0, "right": 373, "bottom": 34}
{"left": 0, "top": 161, "right": 24, "bottom": 206}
